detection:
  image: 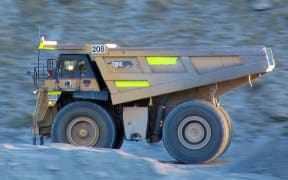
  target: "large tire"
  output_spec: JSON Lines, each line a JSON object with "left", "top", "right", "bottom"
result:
{"left": 163, "top": 101, "right": 229, "bottom": 164}
{"left": 113, "top": 118, "right": 124, "bottom": 149}
{"left": 216, "top": 106, "right": 233, "bottom": 157}
{"left": 51, "top": 102, "right": 116, "bottom": 148}
{"left": 109, "top": 108, "right": 124, "bottom": 149}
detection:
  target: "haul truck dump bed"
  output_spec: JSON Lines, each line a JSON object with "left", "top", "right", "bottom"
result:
{"left": 90, "top": 45, "right": 274, "bottom": 104}
{"left": 32, "top": 37, "right": 275, "bottom": 164}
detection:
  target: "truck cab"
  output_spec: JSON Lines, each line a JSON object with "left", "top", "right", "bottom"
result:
{"left": 45, "top": 54, "right": 101, "bottom": 92}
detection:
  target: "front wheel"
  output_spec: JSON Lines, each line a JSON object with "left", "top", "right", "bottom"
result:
{"left": 163, "top": 101, "right": 229, "bottom": 164}
{"left": 51, "top": 102, "right": 117, "bottom": 148}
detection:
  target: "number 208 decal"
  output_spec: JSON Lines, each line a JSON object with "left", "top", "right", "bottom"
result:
{"left": 91, "top": 44, "right": 105, "bottom": 53}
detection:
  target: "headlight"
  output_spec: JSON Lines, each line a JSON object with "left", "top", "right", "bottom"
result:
{"left": 33, "top": 89, "right": 39, "bottom": 94}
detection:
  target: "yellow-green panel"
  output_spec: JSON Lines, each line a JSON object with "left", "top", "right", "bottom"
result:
{"left": 115, "top": 81, "right": 150, "bottom": 87}
{"left": 38, "top": 42, "right": 57, "bottom": 50}
{"left": 48, "top": 91, "right": 62, "bottom": 95}
{"left": 146, "top": 57, "right": 178, "bottom": 65}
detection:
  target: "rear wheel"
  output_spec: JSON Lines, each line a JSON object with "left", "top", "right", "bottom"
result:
{"left": 163, "top": 100, "right": 229, "bottom": 164}
{"left": 215, "top": 106, "right": 233, "bottom": 157}
{"left": 51, "top": 102, "right": 117, "bottom": 148}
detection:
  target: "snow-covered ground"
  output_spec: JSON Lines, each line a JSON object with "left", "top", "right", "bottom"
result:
{"left": 0, "top": 124, "right": 287, "bottom": 180}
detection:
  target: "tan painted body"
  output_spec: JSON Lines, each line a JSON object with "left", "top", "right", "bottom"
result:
{"left": 32, "top": 42, "right": 275, "bottom": 152}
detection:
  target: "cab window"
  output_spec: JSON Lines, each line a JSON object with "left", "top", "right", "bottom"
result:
{"left": 79, "top": 60, "right": 87, "bottom": 73}
{"left": 57, "top": 54, "right": 94, "bottom": 79}
{"left": 61, "top": 60, "right": 77, "bottom": 73}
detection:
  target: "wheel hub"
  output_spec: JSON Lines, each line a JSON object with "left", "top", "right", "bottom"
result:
{"left": 178, "top": 116, "right": 211, "bottom": 149}
{"left": 184, "top": 122, "right": 205, "bottom": 143}
{"left": 66, "top": 117, "right": 99, "bottom": 146}
{"left": 78, "top": 128, "right": 88, "bottom": 138}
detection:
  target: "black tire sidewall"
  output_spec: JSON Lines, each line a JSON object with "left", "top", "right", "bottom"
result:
{"left": 163, "top": 101, "right": 225, "bottom": 163}
{"left": 51, "top": 102, "right": 116, "bottom": 148}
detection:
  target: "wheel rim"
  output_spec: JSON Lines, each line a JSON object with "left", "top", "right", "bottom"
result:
{"left": 66, "top": 117, "right": 100, "bottom": 146}
{"left": 177, "top": 116, "right": 211, "bottom": 149}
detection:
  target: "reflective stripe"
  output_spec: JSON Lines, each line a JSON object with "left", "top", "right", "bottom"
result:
{"left": 146, "top": 57, "right": 178, "bottom": 65}
{"left": 38, "top": 42, "right": 44, "bottom": 49}
{"left": 47, "top": 91, "right": 61, "bottom": 106}
{"left": 38, "top": 42, "right": 57, "bottom": 50}
{"left": 115, "top": 81, "right": 150, "bottom": 87}
{"left": 48, "top": 91, "right": 62, "bottom": 95}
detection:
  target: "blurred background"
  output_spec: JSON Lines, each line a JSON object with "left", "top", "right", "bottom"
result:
{"left": 0, "top": 0, "right": 287, "bottom": 178}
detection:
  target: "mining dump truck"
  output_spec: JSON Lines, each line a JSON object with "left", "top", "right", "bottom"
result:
{"left": 32, "top": 36, "right": 275, "bottom": 163}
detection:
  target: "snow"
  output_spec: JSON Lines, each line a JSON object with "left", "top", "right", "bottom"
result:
{"left": 0, "top": 133, "right": 286, "bottom": 180}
